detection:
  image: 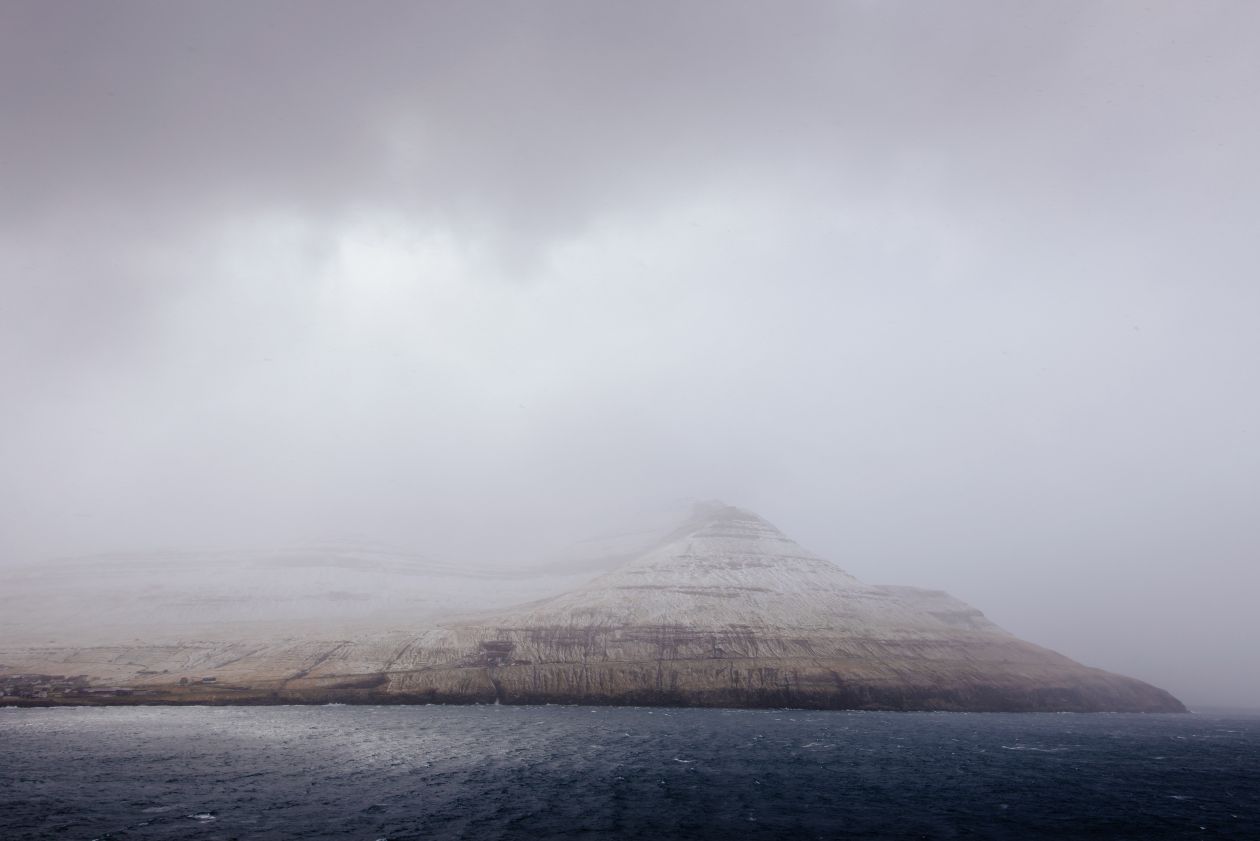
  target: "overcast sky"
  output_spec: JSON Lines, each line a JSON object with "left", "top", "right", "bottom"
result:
{"left": 2, "top": 1, "right": 1258, "bottom": 706}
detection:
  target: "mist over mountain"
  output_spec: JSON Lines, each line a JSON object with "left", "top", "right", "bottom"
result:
{"left": 2, "top": 2, "right": 1257, "bottom": 709}
{"left": 0, "top": 503, "right": 1183, "bottom": 713}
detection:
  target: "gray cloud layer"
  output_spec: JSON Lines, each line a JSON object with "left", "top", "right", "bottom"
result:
{"left": 2, "top": 1, "right": 1258, "bottom": 705}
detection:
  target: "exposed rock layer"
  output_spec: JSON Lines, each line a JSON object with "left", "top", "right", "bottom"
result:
{"left": 0, "top": 504, "right": 1185, "bottom": 712}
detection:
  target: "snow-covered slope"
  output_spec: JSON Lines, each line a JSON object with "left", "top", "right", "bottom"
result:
{"left": 0, "top": 503, "right": 1185, "bottom": 712}
{"left": 490, "top": 502, "right": 990, "bottom": 636}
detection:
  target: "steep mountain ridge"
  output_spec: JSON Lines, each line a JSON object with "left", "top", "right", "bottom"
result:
{"left": 488, "top": 504, "right": 991, "bottom": 636}
{"left": 0, "top": 503, "right": 1185, "bottom": 712}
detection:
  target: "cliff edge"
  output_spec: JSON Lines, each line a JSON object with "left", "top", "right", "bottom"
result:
{"left": 0, "top": 504, "right": 1185, "bottom": 712}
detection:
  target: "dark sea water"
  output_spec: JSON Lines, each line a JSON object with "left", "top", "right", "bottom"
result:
{"left": 1, "top": 706, "right": 1256, "bottom": 840}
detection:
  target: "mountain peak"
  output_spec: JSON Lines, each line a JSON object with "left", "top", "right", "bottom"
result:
{"left": 645, "top": 503, "right": 832, "bottom": 572}
{"left": 0, "top": 500, "right": 1187, "bottom": 713}
{"left": 652, "top": 501, "right": 800, "bottom": 552}
{"left": 484, "top": 501, "right": 862, "bottom": 628}
{"left": 679, "top": 500, "right": 773, "bottom": 532}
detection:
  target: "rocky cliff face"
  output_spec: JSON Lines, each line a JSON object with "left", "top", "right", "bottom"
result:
{"left": 0, "top": 504, "right": 1185, "bottom": 712}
